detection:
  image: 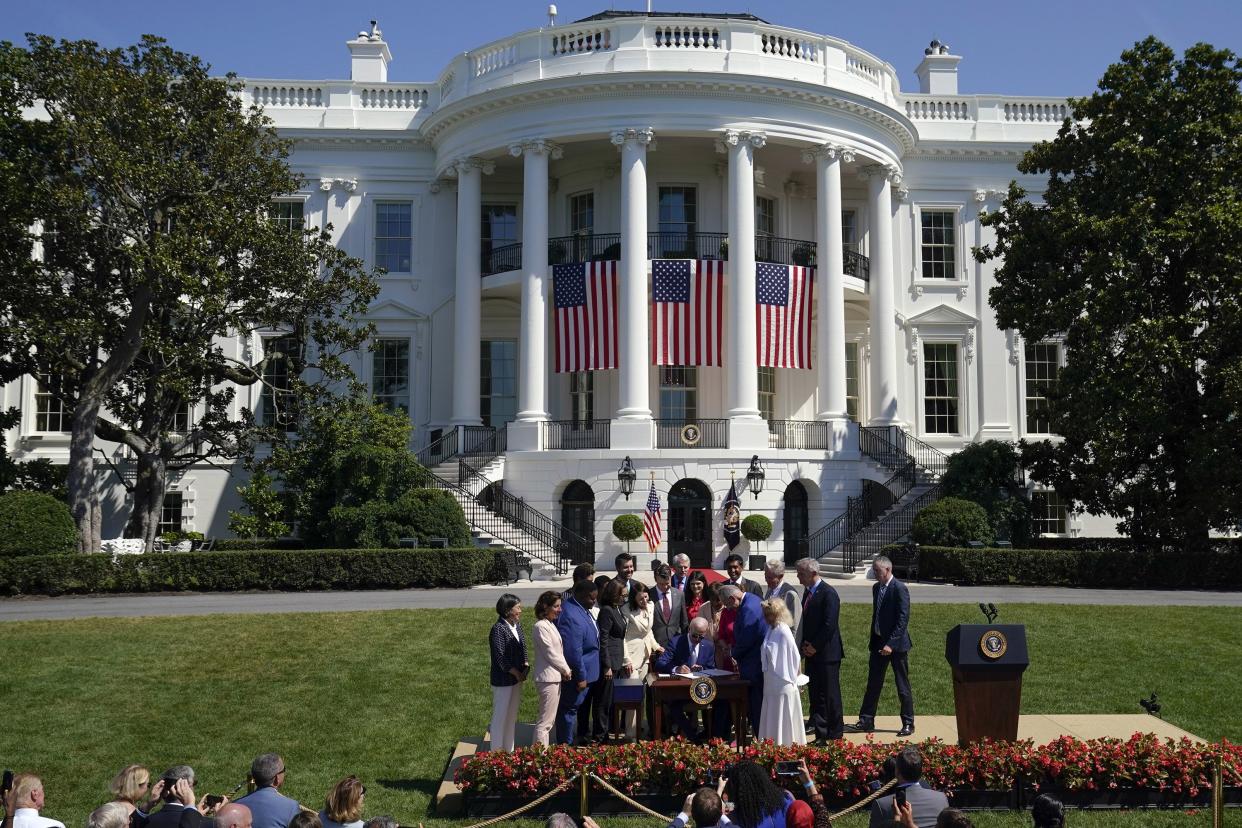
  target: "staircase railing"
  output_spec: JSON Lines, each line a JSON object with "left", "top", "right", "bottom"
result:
{"left": 414, "top": 425, "right": 506, "bottom": 469}
{"left": 841, "top": 483, "right": 944, "bottom": 567}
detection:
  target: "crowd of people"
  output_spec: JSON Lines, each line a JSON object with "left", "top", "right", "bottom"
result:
{"left": 1, "top": 756, "right": 403, "bottom": 828}
{"left": 487, "top": 553, "right": 916, "bottom": 749}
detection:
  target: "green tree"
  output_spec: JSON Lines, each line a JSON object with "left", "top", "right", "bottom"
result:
{"left": 911, "top": 497, "right": 994, "bottom": 548}
{"left": 976, "top": 38, "right": 1242, "bottom": 548}
{"left": 0, "top": 35, "right": 378, "bottom": 551}
{"left": 941, "top": 441, "right": 1032, "bottom": 544}
{"left": 612, "top": 514, "right": 644, "bottom": 554}
{"left": 228, "top": 471, "right": 290, "bottom": 542}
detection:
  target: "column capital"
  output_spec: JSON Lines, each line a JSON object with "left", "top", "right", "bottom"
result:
{"left": 508, "top": 139, "right": 564, "bottom": 159}
{"left": 609, "top": 127, "right": 655, "bottom": 147}
{"left": 800, "top": 143, "right": 855, "bottom": 165}
{"left": 859, "top": 163, "right": 902, "bottom": 185}
{"left": 449, "top": 156, "right": 495, "bottom": 176}
{"left": 716, "top": 129, "right": 767, "bottom": 153}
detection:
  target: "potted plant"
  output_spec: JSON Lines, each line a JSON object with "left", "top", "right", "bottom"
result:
{"left": 741, "top": 514, "right": 772, "bottom": 570}
{"left": 792, "top": 242, "right": 815, "bottom": 267}
{"left": 160, "top": 530, "right": 205, "bottom": 552}
{"left": 612, "top": 514, "right": 644, "bottom": 554}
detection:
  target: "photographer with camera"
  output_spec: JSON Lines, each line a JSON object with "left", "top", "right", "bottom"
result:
{"left": 668, "top": 775, "right": 729, "bottom": 828}
{"left": 143, "top": 766, "right": 227, "bottom": 828}
{"left": 867, "top": 748, "right": 947, "bottom": 828}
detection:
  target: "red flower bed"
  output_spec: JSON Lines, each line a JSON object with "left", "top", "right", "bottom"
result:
{"left": 455, "top": 735, "right": 1242, "bottom": 801}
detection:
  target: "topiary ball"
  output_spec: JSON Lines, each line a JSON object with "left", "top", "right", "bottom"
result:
{"left": 612, "top": 514, "right": 644, "bottom": 543}
{"left": 0, "top": 490, "right": 77, "bottom": 555}
{"left": 741, "top": 514, "right": 773, "bottom": 542}
{"left": 911, "top": 496, "right": 994, "bottom": 547}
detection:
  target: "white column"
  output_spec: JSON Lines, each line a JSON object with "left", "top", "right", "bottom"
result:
{"left": 804, "top": 144, "right": 853, "bottom": 425}
{"left": 450, "top": 157, "right": 493, "bottom": 427}
{"left": 612, "top": 128, "right": 654, "bottom": 422}
{"left": 723, "top": 130, "right": 765, "bottom": 421}
{"left": 866, "top": 165, "right": 901, "bottom": 425}
{"left": 511, "top": 140, "right": 561, "bottom": 424}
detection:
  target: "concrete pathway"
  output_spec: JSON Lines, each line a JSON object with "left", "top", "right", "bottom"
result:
{"left": 1, "top": 577, "right": 1239, "bottom": 622}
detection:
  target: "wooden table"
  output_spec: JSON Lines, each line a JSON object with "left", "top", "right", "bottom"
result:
{"left": 649, "top": 674, "right": 752, "bottom": 746}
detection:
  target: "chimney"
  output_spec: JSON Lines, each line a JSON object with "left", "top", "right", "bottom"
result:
{"left": 914, "top": 39, "right": 961, "bottom": 95}
{"left": 347, "top": 20, "right": 392, "bottom": 83}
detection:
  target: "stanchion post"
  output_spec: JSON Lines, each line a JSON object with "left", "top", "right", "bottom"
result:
{"left": 1213, "top": 755, "right": 1224, "bottom": 828}
{"left": 579, "top": 771, "right": 590, "bottom": 818}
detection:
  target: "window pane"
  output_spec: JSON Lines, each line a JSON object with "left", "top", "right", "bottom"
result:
{"left": 34, "top": 373, "right": 66, "bottom": 432}
{"left": 923, "top": 343, "right": 959, "bottom": 434}
{"left": 481, "top": 340, "right": 517, "bottom": 428}
{"left": 920, "top": 210, "right": 956, "bottom": 279}
{"left": 570, "top": 193, "right": 594, "bottom": 235}
{"left": 570, "top": 371, "right": 594, "bottom": 424}
{"left": 270, "top": 201, "right": 304, "bottom": 233}
{"left": 657, "top": 187, "right": 698, "bottom": 257}
{"left": 1032, "top": 490, "right": 1068, "bottom": 535}
{"left": 757, "top": 366, "right": 775, "bottom": 422}
{"left": 659, "top": 366, "right": 698, "bottom": 421}
{"left": 159, "top": 492, "right": 184, "bottom": 536}
{"left": 372, "top": 339, "right": 411, "bottom": 416}
{"left": 260, "top": 335, "right": 300, "bottom": 431}
{"left": 1025, "top": 342, "right": 1059, "bottom": 434}
{"left": 375, "top": 202, "right": 412, "bottom": 273}
{"left": 845, "top": 342, "right": 859, "bottom": 422}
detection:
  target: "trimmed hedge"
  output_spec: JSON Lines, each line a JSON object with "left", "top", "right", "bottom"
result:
{"left": 1021, "top": 537, "right": 1242, "bottom": 554}
{"left": 919, "top": 545, "right": 1242, "bottom": 589}
{"left": 0, "top": 548, "right": 508, "bottom": 597}
{"left": 912, "top": 497, "right": 993, "bottom": 547}
{"left": 213, "top": 538, "right": 308, "bottom": 551}
{"left": 0, "top": 491, "right": 77, "bottom": 556}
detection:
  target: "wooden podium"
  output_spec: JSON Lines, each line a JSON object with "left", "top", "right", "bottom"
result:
{"left": 945, "top": 624, "right": 1029, "bottom": 745}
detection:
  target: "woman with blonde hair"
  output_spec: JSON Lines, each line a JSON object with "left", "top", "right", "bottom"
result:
{"left": 319, "top": 776, "right": 365, "bottom": 828}
{"left": 108, "top": 766, "right": 159, "bottom": 816}
{"left": 758, "top": 597, "right": 806, "bottom": 745}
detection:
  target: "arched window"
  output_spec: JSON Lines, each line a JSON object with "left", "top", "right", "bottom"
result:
{"left": 561, "top": 480, "right": 596, "bottom": 565}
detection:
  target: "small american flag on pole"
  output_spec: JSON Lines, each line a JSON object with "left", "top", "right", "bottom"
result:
{"left": 756, "top": 262, "right": 815, "bottom": 369}
{"left": 554, "top": 261, "right": 618, "bottom": 373}
{"left": 642, "top": 480, "right": 662, "bottom": 553}
{"left": 651, "top": 259, "right": 725, "bottom": 366}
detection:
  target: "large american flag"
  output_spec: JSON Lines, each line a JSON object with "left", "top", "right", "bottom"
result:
{"left": 642, "top": 481, "right": 662, "bottom": 553}
{"left": 651, "top": 259, "right": 725, "bottom": 366}
{"left": 554, "top": 261, "right": 618, "bottom": 373}
{"left": 756, "top": 262, "right": 815, "bottom": 369}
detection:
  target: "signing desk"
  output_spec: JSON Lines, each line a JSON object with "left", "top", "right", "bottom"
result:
{"left": 650, "top": 674, "right": 752, "bottom": 745}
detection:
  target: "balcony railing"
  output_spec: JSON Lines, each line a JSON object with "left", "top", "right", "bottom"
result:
{"left": 767, "top": 419, "right": 832, "bottom": 450}
{"left": 541, "top": 419, "right": 611, "bottom": 450}
{"left": 654, "top": 418, "right": 728, "bottom": 449}
{"left": 482, "top": 233, "right": 870, "bottom": 281}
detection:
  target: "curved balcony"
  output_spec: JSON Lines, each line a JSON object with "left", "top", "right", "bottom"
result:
{"left": 481, "top": 233, "right": 870, "bottom": 281}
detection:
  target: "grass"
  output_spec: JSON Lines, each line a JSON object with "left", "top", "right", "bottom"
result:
{"left": 0, "top": 602, "right": 1237, "bottom": 828}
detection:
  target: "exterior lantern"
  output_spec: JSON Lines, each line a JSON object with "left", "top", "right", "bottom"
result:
{"left": 618, "top": 456, "right": 637, "bottom": 499}
{"left": 746, "top": 455, "right": 765, "bottom": 499}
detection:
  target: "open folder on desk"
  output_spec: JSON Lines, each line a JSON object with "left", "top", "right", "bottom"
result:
{"left": 657, "top": 668, "right": 735, "bottom": 678}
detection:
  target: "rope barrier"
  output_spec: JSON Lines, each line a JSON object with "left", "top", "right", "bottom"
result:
{"left": 589, "top": 773, "right": 676, "bottom": 821}
{"left": 458, "top": 775, "right": 580, "bottom": 828}
{"left": 826, "top": 777, "right": 898, "bottom": 822}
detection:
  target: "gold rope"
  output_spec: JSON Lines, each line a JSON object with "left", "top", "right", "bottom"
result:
{"left": 459, "top": 775, "right": 581, "bottom": 828}
{"left": 588, "top": 773, "right": 676, "bottom": 821}
{"left": 827, "top": 777, "right": 898, "bottom": 822}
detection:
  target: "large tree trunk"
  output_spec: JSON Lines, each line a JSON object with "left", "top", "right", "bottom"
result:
{"left": 124, "top": 451, "right": 167, "bottom": 552}
{"left": 67, "top": 396, "right": 103, "bottom": 554}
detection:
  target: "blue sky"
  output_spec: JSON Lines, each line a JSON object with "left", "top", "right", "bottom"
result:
{"left": 1, "top": 0, "right": 1238, "bottom": 96}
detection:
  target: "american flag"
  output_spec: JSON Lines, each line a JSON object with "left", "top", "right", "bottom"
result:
{"left": 756, "top": 262, "right": 815, "bottom": 369}
{"left": 642, "top": 481, "right": 662, "bottom": 553}
{"left": 651, "top": 259, "right": 725, "bottom": 366}
{"left": 554, "top": 261, "right": 618, "bottom": 373}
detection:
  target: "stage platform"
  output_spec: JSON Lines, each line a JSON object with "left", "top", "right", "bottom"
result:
{"left": 435, "top": 716, "right": 1201, "bottom": 815}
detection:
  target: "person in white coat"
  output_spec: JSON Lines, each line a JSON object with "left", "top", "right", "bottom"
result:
{"left": 621, "top": 584, "right": 665, "bottom": 739}
{"left": 532, "top": 590, "right": 574, "bottom": 746}
{"left": 758, "top": 597, "right": 807, "bottom": 746}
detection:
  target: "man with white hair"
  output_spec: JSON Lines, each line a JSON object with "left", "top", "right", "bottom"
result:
{"left": 8, "top": 775, "right": 65, "bottom": 828}
{"left": 719, "top": 582, "right": 767, "bottom": 739}
{"left": 670, "top": 554, "right": 691, "bottom": 591}
{"left": 796, "top": 557, "right": 845, "bottom": 743}
{"left": 762, "top": 560, "right": 801, "bottom": 632}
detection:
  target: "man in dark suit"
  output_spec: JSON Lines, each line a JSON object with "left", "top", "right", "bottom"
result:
{"left": 868, "top": 747, "right": 948, "bottom": 828}
{"left": 649, "top": 564, "right": 689, "bottom": 647}
{"left": 669, "top": 554, "right": 691, "bottom": 591}
{"left": 852, "top": 555, "right": 915, "bottom": 737}
{"left": 613, "top": 552, "right": 638, "bottom": 600}
{"left": 795, "top": 558, "right": 844, "bottom": 742}
{"left": 720, "top": 584, "right": 766, "bottom": 737}
{"left": 145, "top": 768, "right": 209, "bottom": 828}
{"left": 653, "top": 617, "right": 716, "bottom": 738}
{"left": 723, "top": 554, "right": 764, "bottom": 597}
{"left": 555, "top": 578, "right": 601, "bottom": 744}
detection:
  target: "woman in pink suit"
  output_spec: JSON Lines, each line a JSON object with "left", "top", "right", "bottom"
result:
{"left": 532, "top": 590, "right": 573, "bottom": 746}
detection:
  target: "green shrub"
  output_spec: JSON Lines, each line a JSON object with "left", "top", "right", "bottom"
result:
{"left": 741, "top": 514, "right": 773, "bottom": 542}
{"left": 613, "top": 515, "right": 644, "bottom": 542}
{"left": 329, "top": 489, "right": 470, "bottom": 549}
{"left": 0, "top": 547, "right": 506, "bottom": 596}
{"left": 0, "top": 491, "right": 77, "bottom": 556}
{"left": 213, "top": 537, "right": 306, "bottom": 551}
{"left": 912, "top": 497, "right": 994, "bottom": 547}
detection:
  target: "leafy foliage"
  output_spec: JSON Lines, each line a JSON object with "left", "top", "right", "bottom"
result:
{"left": 976, "top": 38, "right": 1242, "bottom": 545}
{"left": 227, "top": 471, "right": 290, "bottom": 541}
{"left": 911, "top": 497, "right": 994, "bottom": 547}
{"left": 940, "top": 441, "right": 1032, "bottom": 543}
{"left": 0, "top": 491, "right": 77, "bottom": 556}
{"left": 0, "top": 408, "right": 68, "bottom": 500}
{"left": 328, "top": 489, "right": 470, "bottom": 549}
{"left": 612, "top": 514, "right": 644, "bottom": 542}
{"left": 740, "top": 514, "right": 773, "bottom": 542}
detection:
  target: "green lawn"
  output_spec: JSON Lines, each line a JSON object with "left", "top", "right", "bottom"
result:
{"left": 0, "top": 603, "right": 1236, "bottom": 828}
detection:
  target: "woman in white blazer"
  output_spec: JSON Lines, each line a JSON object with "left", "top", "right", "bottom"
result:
{"left": 532, "top": 590, "right": 573, "bottom": 746}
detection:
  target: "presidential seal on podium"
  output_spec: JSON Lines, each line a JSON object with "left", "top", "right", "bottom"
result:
{"left": 979, "top": 629, "right": 1009, "bottom": 659}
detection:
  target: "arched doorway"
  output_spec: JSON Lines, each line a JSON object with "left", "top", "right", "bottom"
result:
{"left": 783, "top": 481, "right": 809, "bottom": 564}
{"left": 561, "top": 480, "right": 596, "bottom": 565}
{"left": 668, "top": 479, "right": 712, "bottom": 568}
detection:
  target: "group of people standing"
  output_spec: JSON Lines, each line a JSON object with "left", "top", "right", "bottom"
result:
{"left": 486, "top": 552, "right": 916, "bottom": 750}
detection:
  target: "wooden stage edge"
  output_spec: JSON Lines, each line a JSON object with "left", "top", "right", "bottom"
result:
{"left": 434, "top": 715, "right": 1201, "bottom": 816}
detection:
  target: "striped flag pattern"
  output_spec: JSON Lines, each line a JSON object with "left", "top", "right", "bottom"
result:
{"left": 651, "top": 259, "right": 725, "bottom": 366}
{"left": 642, "top": 481, "right": 662, "bottom": 553}
{"left": 756, "top": 262, "right": 815, "bottom": 369}
{"left": 553, "top": 261, "right": 619, "bottom": 373}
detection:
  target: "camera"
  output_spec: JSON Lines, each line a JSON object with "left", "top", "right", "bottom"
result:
{"left": 895, "top": 787, "right": 907, "bottom": 809}
{"left": 2, "top": 770, "right": 13, "bottom": 798}
{"left": 775, "top": 761, "right": 801, "bottom": 777}
{"left": 203, "top": 795, "right": 225, "bottom": 809}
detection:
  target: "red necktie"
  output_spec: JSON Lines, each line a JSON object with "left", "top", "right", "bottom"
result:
{"left": 662, "top": 592, "right": 671, "bottom": 622}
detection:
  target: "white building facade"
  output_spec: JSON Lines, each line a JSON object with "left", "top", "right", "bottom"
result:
{"left": 3, "top": 13, "right": 1114, "bottom": 573}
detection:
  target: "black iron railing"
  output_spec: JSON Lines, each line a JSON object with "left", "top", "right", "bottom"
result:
{"left": 548, "top": 234, "right": 622, "bottom": 264}
{"left": 861, "top": 425, "right": 949, "bottom": 478}
{"left": 415, "top": 427, "right": 461, "bottom": 468}
{"left": 755, "top": 235, "right": 819, "bottom": 267}
{"left": 767, "top": 420, "right": 832, "bottom": 450}
{"left": 648, "top": 231, "right": 729, "bottom": 261}
{"left": 844, "top": 249, "right": 870, "bottom": 282}
{"left": 481, "top": 243, "right": 523, "bottom": 276}
{"left": 415, "top": 425, "right": 506, "bottom": 469}
{"left": 654, "top": 418, "right": 728, "bottom": 449}
{"left": 541, "top": 419, "right": 611, "bottom": 450}
{"left": 841, "top": 484, "right": 943, "bottom": 569}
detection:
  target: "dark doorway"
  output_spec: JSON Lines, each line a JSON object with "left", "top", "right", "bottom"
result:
{"left": 783, "top": 481, "right": 809, "bottom": 565}
{"left": 668, "top": 478, "right": 712, "bottom": 568}
{"left": 561, "top": 480, "right": 596, "bottom": 565}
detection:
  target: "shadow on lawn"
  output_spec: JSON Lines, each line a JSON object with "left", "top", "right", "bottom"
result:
{"left": 376, "top": 778, "right": 440, "bottom": 797}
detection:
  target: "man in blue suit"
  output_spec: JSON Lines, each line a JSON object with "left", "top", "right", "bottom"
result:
{"left": 796, "top": 557, "right": 845, "bottom": 743}
{"left": 852, "top": 555, "right": 915, "bottom": 737}
{"left": 653, "top": 617, "right": 716, "bottom": 738}
{"left": 555, "top": 578, "right": 600, "bottom": 744}
{"left": 721, "top": 584, "right": 766, "bottom": 740}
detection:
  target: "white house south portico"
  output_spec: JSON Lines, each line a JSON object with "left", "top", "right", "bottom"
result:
{"left": 4, "top": 12, "right": 1097, "bottom": 576}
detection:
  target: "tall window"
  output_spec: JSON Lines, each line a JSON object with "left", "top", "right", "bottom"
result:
{"left": 842, "top": 210, "right": 858, "bottom": 253}
{"left": 845, "top": 342, "right": 860, "bottom": 422}
{"left": 481, "top": 204, "right": 518, "bottom": 273}
{"left": 920, "top": 209, "right": 956, "bottom": 279}
{"left": 34, "top": 373, "right": 67, "bottom": 432}
{"left": 1032, "top": 490, "right": 1068, "bottom": 536}
{"left": 757, "top": 366, "right": 775, "bottom": 421}
{"left": 755, "top": 196, "right": 777, "bottom": 262}
{"left": 375, "top": 202, "right": 412, "bottom": 273}
{"left": 659, "top": 367, "right": 697, "bottom": 421}
{"left": 259, "top": 335, "right": 299, "bottom": 430}
{"left": 1025, "top": 342, "right": 1059, "bottom": 434}
{"left": 658, "top": 186, "right": 697, "bottom": 257}
{"left": 570, "top": 371, "right": 593, "bottom": 424}
{"left": 923, "top": 343, "right": 959, "bottom": 434}
{"left": 372, "top": 339, "right": 411, "bottom": 415}
{"left": 480, "top": 340, "right": 517, "bottom": 428}
{"left": 270, "top": 201, "right": 304, "bottom": 233}
{"left": 569, "top": 193, "right": 594, "bottom": 235}
{"left": 159, "top": 492, "right": 184, "bottom": 536}
{"left": 171, "top": 404, "right": 192, "bottom": 434}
